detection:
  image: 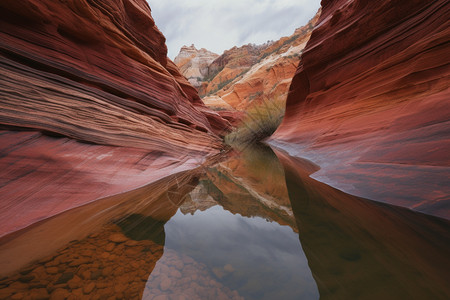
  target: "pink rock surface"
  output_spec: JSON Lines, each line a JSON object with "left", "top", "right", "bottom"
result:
{"left": 0, "top": 131, "right": 205, "bottom": 238}
{"left": 0, "top": 0, "right": 229, "bottom": 152}
{"left": 0, "top": 0, "right": 230, "bottom": 236}
{"left": 271, "top": 0, "right": 450, "bottom": 218}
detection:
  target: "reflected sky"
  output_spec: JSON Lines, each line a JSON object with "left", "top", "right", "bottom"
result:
{"left": 149, "top": 205, "right": 319, "bottom": 299}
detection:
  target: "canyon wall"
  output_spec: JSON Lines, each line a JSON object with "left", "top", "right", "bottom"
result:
{"left": 0, "top": 0, "right": 229, "bottom": 237}
{"left": 272, "top": 0, "right": 450, "bottom": 218}
{"left": 0, "top": 0, "right": 229, "bottom": 151}
{"left": 174, "top": 12, "right": 319, "bottom": 112}
{"left": 207, "top": 14, "right": 319, "bottom": 111}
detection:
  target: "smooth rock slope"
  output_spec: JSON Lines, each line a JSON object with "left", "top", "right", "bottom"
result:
{"left": 272, "top": 0, "right": 450, "bottom": 218}
{"left": 0, "top": 0, "right": 229, "bottom": 237}
{"left": 0, "top": 0, "right": 229, "bottom": 150}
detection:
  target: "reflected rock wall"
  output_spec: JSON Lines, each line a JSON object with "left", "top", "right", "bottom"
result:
{"left": 272, "top": 0, "right": 450, "bottom": 218}
{"left": 276, "top": 150, "right": 450, "bottom": 299}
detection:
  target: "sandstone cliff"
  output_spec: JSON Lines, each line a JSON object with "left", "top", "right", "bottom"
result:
{"left": 174, "top": 44, "right": 219, "bottom": 89}
{"left": 175, "top": 12, "right": 320, "bottom": 112}
{"left": 0, "top": 0, "right": 229, "bottom": 236}
{"left": 271, "top": 0, "right": 450, "bottom": 218}
{"left": 0, "top": 0, "right": 229, "bottom": 150}
{"left": 208, "top": 13, "right": 319, "bottom": 111}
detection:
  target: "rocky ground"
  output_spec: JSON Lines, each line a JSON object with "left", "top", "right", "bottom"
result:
{"left": 0, "top": 222, "right": 244, "bottom": 300}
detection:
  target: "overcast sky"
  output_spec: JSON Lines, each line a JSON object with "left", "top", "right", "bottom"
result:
{"left": 148, "top": 0, "right": 321, "bottom": 59}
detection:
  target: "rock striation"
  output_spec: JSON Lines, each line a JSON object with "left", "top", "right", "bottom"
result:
{"left": 176, "top": 12, "right": 320, "bottom": 113}
{"left": 174, "top": 44, "right": 219, "bottom": 89}
{"left": 211, "top": 13, "right": 319, "bottom": 111}
{"left": 0, "top": 0, "right": 230, "bottom": 237}
{"left": 0, "top": 0, "right": 230, "bottom": 149}
{"left": 272, "top": 0, "right": 450, "bottom": 218}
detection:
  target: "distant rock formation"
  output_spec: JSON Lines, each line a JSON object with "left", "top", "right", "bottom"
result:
{"left": 175, "top": 12, "right": 320, "bottom": 112}
{"left": 174, "top": 44, "right": 219, "bottom": 88}
{"left": 271, "top": 0, "right": 450, "bottom": 218}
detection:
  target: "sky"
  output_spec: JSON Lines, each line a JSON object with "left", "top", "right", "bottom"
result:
{"left": 148, "top": 0, "right": 321, "bottom": 59}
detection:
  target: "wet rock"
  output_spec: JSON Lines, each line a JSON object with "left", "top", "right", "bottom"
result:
{"left": 224, "top": 264, "right": 235, "bottom": 273}
{"left": 72, "top": 288, "right": 83, "bottom": 297}
{"left": 18, "top": 275, "right": 35, "bottom": 283}
{"left": 50, "top": 288, "right": 70, "bottom": 300}
{"left": 109, "top": 233, "right": 128, "bottom": 243}
{"left": 101, "top": 266, "right": 113, "bottom": 277}
{"left": 160, "top": 276, "right": 172, "bottom": 291}
{"left": 171, "top": 269, "right": 182, "bottom": 279}
{"left": 90, "top": 270, "right": 102, "bottom": 280}
{"left": 83, "top": 282, "right": 96, "bottom": 294}
{"left": 29, "top": 288, "right": 50, "bottom": 300}
{"left": 81, "top": 270, "right": 91, "bottom": 280}
{"left": 8, "top": 282, "right": 28, "bottom": 290}
{"left": 10, "top": 292, "right": 25, "bottom": 300}
{"left": 95, "top": 281, "right": 110, "bottom": 289}
{"left": 212, "top": 268, "right": 225, "bottom": 279}
{"left": 105, "top": 243, "right": 115, "bottom": 252}
{"left": 182, "top": 256, "right": 195, "bottom": 265}
{"left": 55, "top": 272, "right": 74, "bottom": 284}
{"left": 46, "top": 267, "right": 59, "bottom": 275}
{"left": 69, "top": 258, "right": 90, "bottom": 267}
{"left": 125, "top": 240, "right": 139, "bottom": 247}
{"left": 114, "top": 283, "right": 127, "bottom": 294}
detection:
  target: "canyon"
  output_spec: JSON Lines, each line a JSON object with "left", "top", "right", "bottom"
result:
{"left": 0, "top": 0, "right": 449, "bottom": 298}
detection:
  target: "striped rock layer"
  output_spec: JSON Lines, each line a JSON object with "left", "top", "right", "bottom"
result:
{"left": 0, "top": 0, "right": 229, "bottom": 237}
{"left": 272, "top": 0, "right": 450, "bottom": 218}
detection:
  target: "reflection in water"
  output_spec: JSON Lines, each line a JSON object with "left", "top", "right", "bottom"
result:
{"left": 0, "top": 145, "right": 449, "bottom": 299}
{"left": 278, "top": 150, "right": 450, "bottom": 299}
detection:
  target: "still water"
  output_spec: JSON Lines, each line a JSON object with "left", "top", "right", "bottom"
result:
{"left": 0, "top": 145, "right": 449, "bottom": 299}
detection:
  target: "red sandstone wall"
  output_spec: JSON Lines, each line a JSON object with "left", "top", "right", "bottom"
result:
{"left": 0, "top": 0, "right": 229, "bottom": 238}
{"left": 0, "top": 0, "right": 229, "bottom": 153}
{"left": 272, "top": 0, "right": 450, "bottom": 218}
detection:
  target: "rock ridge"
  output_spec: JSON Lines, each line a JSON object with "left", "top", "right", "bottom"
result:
{"left": 272, "top": 0, "right": 450, "bottom": 218}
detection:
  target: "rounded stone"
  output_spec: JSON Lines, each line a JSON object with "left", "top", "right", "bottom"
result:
{"left": 160, "top": 277, "right": 172, "bottom": 291}
{"left": 46, "top": 267, "right": 59, "bottom": 274}
{"left": 108, "top": 234, "right": 127, "bottom": 243}
{"left": 83, "top": 282, "right": 96, "bottom": 294}
{"left": 50, "top": 288, "right": 70, "bottom": 300}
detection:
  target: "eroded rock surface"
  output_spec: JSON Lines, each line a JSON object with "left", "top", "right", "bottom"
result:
{"left": 272, "top": 0, "right": 450, "bottom": 218}
{"left": 175, "top": 12, "right": 319, "bottom": 113}
{"left": 174, "top": 44, "right": 219, "bottom": 88}
{"left": 0, "top": 0, "right": 229, "bottom": 237}
{"left": 0, "top": 0, "right": 229, "bottom": 146}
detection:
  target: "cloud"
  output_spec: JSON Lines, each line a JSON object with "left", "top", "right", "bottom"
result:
{"left": 148, "top": 0, "right": 321, "bottom": 59}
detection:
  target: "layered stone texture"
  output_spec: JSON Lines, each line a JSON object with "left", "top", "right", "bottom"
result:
{"left": 0, "top": 0, "right": 230, "bottom": 238}
{"left": 174, "top": 44, "right": 219, "bottom": 89}
{"left": 176, "top": 12, "right": 319, "bottom": 113}
{"left": 0, "top": 0, "right": 229, "bottom": 148}
{"left": 212, "top": 13, "right": 319, "bottom": 110}
{"left": 276, "top": 149, "right": 450, "bottom": 299}
{"left": 272, "top": 0, "right": 450, "bottom": 218}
